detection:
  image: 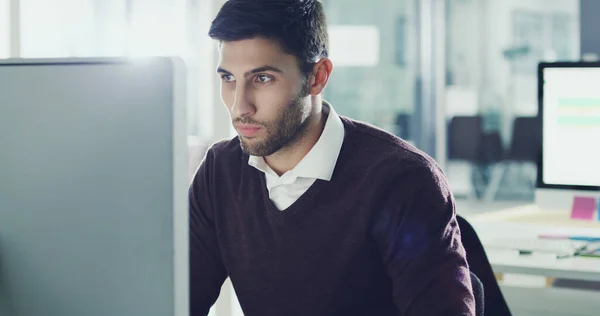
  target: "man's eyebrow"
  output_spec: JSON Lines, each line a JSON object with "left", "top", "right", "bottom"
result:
{"left": 244, "top": 65, "right": 284, "bottom": 77}
{"left": 216, "top": 65, "right": 284, "bottom": 77}
{"left": 216, "top": 67, "right": 231, "bottom": 74}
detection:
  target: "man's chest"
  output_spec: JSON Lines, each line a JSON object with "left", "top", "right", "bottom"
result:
{"left": 213, "top": 191, "right": 377, "bottom": 270}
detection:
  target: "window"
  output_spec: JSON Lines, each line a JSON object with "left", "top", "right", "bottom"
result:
{"left": 551, "top": 13, "right": 577, "bottom": 61}
{"left": 12, "top": 0, "right": 214, "bottom": 139}
{"left": 20, "top": 0, "right": 96, "bottom": 57}
{"left": 323, "top": 0, "right": 418, "bottom": 140}
{"left": 510, "top": 10, "right": 577, "bottom": 74}
{"left": 445, "top": 0, "right": 580, "bottom": 202}
{"left": 128, "top": 0, "right": 187, "bottom": 57}
{"left": 511, "top": 10, "right": 545, "bottom": 74}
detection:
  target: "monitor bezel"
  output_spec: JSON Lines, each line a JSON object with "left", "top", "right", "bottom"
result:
{"left": 537, "top": 61, "right": 600, "bottom": 191}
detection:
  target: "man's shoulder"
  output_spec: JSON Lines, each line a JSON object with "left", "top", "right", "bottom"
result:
{"left": 341, "top": 116, "right": 452, "bottom": 200}
{"left": 341, "top": 116, "right": 438, "bottom": 172}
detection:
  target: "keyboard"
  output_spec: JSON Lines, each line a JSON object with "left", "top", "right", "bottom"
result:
{"left": 483, "top": 238, "right": 589, "bottom": 256}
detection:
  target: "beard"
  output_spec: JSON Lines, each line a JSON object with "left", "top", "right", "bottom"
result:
{"left": 236, "top": 82, "right": 312, "bottom": 157}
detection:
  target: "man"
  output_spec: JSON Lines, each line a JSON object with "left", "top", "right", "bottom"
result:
{"left": 189, "top": 0, "right": 475, "bottom": 315}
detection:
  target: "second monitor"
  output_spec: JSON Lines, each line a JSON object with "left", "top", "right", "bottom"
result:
{"left": 537, "top": 62, "right": 600, "bottom": 209}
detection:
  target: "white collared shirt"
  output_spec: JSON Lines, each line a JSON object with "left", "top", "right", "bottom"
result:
{"left": 248, "top": 102, "right": 345, "bottom": 210}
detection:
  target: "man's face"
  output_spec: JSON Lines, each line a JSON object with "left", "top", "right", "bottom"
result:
{"left": 217, "top": 38, "right": 312, "bottom": 156}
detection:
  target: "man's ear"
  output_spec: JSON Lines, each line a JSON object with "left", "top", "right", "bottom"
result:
{"left": 309, "top": 58, "right": 334, "bottom": 96}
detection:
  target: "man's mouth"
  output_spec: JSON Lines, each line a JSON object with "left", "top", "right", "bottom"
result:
{"left": 235, "top": 124, "right": 262, "bottom": 137}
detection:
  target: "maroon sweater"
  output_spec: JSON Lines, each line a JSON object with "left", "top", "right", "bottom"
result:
{"left": 189, "top": 117, "right": 475, "bottom": 316}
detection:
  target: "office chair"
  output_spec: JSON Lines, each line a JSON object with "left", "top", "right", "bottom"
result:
{"left": 447, "top": 116, "right": 486, "bottom": 199}
{"left": 484, "top": 117, "right": 541, "bottom": 200}
{"left": 478, "top": 132, "right": 504, "bottom": 165}
{"left": 394, "top": 113, "right": 412, "bottom": 141}
{"left": 470, "top": 271, "right": 484, "bottom": 316}
{"left": 506, "top": 117, "right": 541, "bottom": 163}
{"left": 457, "top": 215, "right": 512, "bottom": 316}
{"left": 447, "top": 116, "right": 483, "bottom": 162}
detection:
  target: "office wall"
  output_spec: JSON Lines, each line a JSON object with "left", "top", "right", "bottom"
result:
{"left": 448, "top": 0, "right": 579, "bottom": 115}
{"left": 445, "top": 0, "right": 579, "bottom": 200}
{"left": 324, "top": 0, "right": 416, "bottom": 129}
{"left": 580, "top": 0, "right": 600, "bottom": 57}
{"left": 446, "top": 0, "right": 483, "bottom": 89}
{"left": 490, "top": 0, "right": 577, "bottom": 115}
{"left": 19, "top": 0, "right": 96, "bottom": 57}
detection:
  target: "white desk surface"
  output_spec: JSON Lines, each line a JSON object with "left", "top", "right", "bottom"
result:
{"left": 464, "top": 204, "right": 600, "bottom": 282}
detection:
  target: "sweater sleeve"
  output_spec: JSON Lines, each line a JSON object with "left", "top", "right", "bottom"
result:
{"left": 372, "top": 165, "right": 475, "bottom": 316}
{"left": 189, "top": 148, "right": 228, "bottom": 316}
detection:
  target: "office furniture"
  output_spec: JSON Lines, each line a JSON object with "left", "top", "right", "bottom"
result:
{"left": 394, "top": 113, "right": 412, "bottom": 141}
{"left": 0, "top": 57, "right": 188, "bottom": 316}
{"left": 447, "top": 116, "right": 485, "bottom": 199}
{"left": 470, "top": 271, "right": 485, "bottom": 316}
{"left": 478, "top": 131, "right": 504, "bottom": 165}
{"left": 469, "top": 62, "right": 600, "bottom": 315}
{"left": 478, "top": 131, "right": 504, "bottom": 200}
{"left": 465, "top": 205, "right": 600, "bottom": 316}
{"left": 448, "top": 116, "right": 484, "bottom": 162}
{"left": 484, "top": 116, "right": 540, "bottom": 201}
{"left": 458, "top": 215, "right": 512, "bottom": 316}
{"left": 466, "top": 205, "right": 600, "bottom": 280}
{"left": 506, "top": 117, "right": 541, "bottom": 163}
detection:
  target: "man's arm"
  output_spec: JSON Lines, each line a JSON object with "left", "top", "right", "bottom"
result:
{"left": 372, "top": 165, "right": 475, "bottom": 315}
{"left": 189, "top": 148, "right": 228, "bottom": 316}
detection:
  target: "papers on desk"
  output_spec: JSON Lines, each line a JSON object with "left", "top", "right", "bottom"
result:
{"left": 483, "top": 237, "right": 589, "bottom": 258}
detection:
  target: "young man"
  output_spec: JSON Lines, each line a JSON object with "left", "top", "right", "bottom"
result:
{"left": 189, "top": 0, "right": 475, "bottom": 315}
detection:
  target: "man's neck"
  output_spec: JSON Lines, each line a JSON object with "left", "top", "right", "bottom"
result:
{"left": 264, "top": 98, "right": 327, "bottom": 176}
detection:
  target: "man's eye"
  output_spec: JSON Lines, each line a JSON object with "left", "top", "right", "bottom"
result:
{"left": 256, "top": 75, "right": 273, "bottom": 83}
{"left": 221, "top": 74, "right": 235, "bottom": 83}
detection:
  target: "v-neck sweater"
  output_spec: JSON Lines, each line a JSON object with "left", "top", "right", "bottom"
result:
{"left": 189, "top": 117, "right": 475, "bottom": 316}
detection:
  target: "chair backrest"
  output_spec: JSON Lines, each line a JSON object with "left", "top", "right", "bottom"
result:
{"left": 457, "top": 215, "right": 512, "bottom": 316}
{"left": 470, "top": 271, "right": 485, "bottom": 316}
{"left": 395, "top": 113, "right": 412, "bottom": 140}
{"left": 447, "top": 116, "right": 483, "bottom": 161}
{"left": 478, "top": 132, "right": 504, "bottom": 164}
{"left": 508, "top": 117, "right": 541, "bottom": 162}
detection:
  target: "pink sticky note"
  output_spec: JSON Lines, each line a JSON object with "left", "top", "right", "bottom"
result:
{"left": 571, "top": 197, "right": 597, "bottom": 220}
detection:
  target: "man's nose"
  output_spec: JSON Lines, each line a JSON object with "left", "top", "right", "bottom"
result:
{"left": 231, "top": 85, "right": 255, "bottom": 118}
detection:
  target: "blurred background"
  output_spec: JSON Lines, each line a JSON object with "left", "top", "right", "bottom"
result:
{"left": 1, "top": 0, "right": 594, "bottom": 205}
{"left": 4, "top": 1, "right": 600, "bottom": 316}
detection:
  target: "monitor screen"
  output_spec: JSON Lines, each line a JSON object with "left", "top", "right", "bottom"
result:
{"left": 0, "top": 58, "right": 188, "bottom": 316}
{"left": 542, "top": 66, "right": 600, "bottom": 187}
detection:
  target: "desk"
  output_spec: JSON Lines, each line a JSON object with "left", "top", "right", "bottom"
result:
{"left": 465, "top": 204, "right": 600, "bottom": 281}
{"left": 465, "top": 204, "right": 600, "bottom": 316}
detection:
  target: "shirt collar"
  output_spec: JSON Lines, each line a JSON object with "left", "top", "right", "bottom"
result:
{"left": 248, "top": 101, "right": 345, "bottom": 181}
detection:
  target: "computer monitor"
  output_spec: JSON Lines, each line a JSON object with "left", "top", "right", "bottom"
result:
{"left": 537, "top": 62, "right": 600, "bottom": 210}
{"left": 0, "top": 57, "right": 188, "bottom": 316}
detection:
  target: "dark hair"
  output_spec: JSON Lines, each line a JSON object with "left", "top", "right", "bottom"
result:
{"left": 209, "top": 0, "right": 329, "bottom": 78}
